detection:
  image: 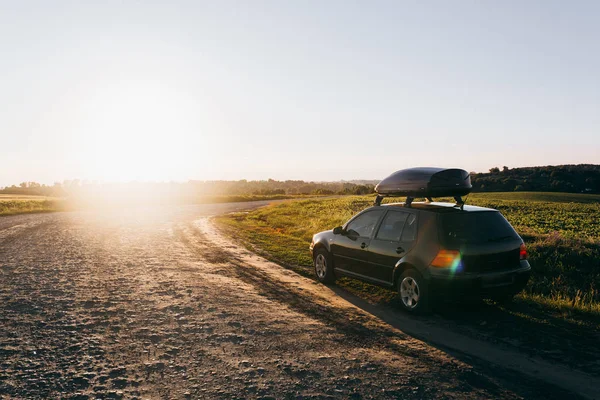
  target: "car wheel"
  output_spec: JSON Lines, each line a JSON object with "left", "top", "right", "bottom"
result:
{"left": 313, "top": 248, "right": 336, "bottom": 284}
{"left": 398, "top": 269, "right": 430, "bottom": 314}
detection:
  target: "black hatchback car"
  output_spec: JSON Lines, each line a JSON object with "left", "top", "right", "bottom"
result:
{"left": 309, "top": 168, "right": 531, "bottom": 313}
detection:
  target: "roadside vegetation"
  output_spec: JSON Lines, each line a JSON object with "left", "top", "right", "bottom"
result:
{"left": 216, "top": 192, "right": 600, "bottom": 315}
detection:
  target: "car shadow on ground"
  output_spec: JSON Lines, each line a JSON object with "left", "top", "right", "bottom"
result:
{"left": 327, "top": 283, "right": 600, "bottom": 399}
{"left": 242, "top": 247, "right": 600, "bottom": 380}
{"left": 328, "top": 280, "right": 600, "bottom": 378}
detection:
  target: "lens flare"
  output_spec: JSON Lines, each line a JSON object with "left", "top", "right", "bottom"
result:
{"left": 431, "top": 249, "right": 463, "bottom": 275}
{"left": 449, "top": 254, "right": 463, "bottom": 275}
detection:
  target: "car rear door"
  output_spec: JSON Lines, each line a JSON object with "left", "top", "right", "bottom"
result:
{"left": 366, "top": 210, "right": 418, "bottom": 285}
{"left": 331, "top": 209, "right": 385, "bottom": 276}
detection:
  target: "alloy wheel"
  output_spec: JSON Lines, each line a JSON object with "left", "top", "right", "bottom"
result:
{"left": 315, "top": 253, "right": 327, "bottom": 279}
{"left": 400, "top": 276, "right": 420, "bottom": 309}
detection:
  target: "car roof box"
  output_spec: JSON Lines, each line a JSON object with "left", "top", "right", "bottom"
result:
{"left": 375, "top": 167, "right": 472, "bottom": 204}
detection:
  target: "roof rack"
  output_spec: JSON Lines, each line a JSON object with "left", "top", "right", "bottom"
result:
{"left": 374, "top": 194, "right": 466, "bottom": 209}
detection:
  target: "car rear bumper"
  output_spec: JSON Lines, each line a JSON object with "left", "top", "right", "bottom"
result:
{"left": 428, "top": 260, "right": 531, "bottom": 299}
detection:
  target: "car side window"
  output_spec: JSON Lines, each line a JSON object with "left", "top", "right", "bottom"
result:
{"left": 345, "top": 210, "right": 384, "bottom": 238}
{"left": 375, "top": 211, "right": 409, "bottom": 242}
{"left": 401, "top": 213, "right": 417, "bottom": 242}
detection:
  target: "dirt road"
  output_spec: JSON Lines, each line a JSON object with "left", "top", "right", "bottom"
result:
{"left": 0, "top": 203, "right": 594, "bottom": 399}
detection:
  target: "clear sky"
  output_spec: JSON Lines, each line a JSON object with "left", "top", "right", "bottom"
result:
{"left": 1, "top": 0, "right": 599, "bottom": 186}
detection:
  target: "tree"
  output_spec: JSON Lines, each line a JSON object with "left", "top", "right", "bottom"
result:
{"left": 489, "top": 167, "right": 500, "bottom": 174}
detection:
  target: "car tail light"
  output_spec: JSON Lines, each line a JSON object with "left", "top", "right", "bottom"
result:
{"left": 431, "top": 249, "right": 461, "bottom": 268}
{"left": 520, "top": 243, "right": 527, "bottom": 260}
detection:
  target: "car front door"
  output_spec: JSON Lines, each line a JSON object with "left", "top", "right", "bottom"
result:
{"left": 331, "top": 209, "right": 385, "bottom": 277}
{"left": 367, "top": 210, "right": 418, "bottom": 285}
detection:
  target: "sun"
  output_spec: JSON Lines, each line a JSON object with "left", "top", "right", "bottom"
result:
{"left": 73, "top": 81, "right": 212, "bottom": 182}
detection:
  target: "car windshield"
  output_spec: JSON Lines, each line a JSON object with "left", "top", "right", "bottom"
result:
{"left": 440, "top": 211, "right": 518, "bottom": 245}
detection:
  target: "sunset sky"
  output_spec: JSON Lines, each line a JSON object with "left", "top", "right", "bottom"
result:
{"left": 1, "top": 1, "right": 599, "bottom": 186}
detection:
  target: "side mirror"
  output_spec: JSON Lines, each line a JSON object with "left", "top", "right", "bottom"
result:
{"left": 333, "top": 226, "right": 343, "bottom": 235}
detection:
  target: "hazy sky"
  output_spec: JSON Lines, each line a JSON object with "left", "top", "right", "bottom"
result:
{"left": 1, "top": 0, "right": 599, "bottom": 186}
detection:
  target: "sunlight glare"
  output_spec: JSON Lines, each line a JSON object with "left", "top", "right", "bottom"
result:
{"left": 74, "top": 81, "right": 212, "bottom": 182}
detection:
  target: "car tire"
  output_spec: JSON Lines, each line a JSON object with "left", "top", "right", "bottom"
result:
{"left": 397, "top": 269, "right": 430, "bottom": 314}
{"left": 313, "top": 248, "right": 336, "bottom": 284}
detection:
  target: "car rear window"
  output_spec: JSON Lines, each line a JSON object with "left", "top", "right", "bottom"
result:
{"left": 439, "top": 211, "right": 518, "bottom": 245}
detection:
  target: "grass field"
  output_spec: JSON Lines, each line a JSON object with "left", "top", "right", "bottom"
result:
{"left": 216, "top": 192, "right": 600, "bottom": 314}
{"left": 0, "top": 195, "right": 67, "bottom": 216}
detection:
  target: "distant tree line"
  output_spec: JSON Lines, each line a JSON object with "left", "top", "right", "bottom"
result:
{"left": 0, "top": 179, "right": 375, "bottom": 197}
{"left": 184, "top": 179, "right": 376, "bottom": 195}
{"left": 0, "top": 182, "right": 67, "bottom": 197}
{"left": 471, "top": 164, "right": 600, "bottom": 194}
{"left": 2, "top": 164, "right": 599, "bottom": 197}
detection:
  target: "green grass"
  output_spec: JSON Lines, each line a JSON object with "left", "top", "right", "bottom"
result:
{"left": 215, "top": 192, "right": 600, "bottom": 314}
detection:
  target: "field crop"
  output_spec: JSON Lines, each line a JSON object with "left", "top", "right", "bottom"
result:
{"left": 465, "top": 194, "right": 600, "bottom": 240}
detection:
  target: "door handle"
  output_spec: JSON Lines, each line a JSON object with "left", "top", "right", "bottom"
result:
{"left": 396, "top": 246, "right": 405, "bottom": 254}
{"left": 361, "top": 242, "right": 367, "bottom": 249}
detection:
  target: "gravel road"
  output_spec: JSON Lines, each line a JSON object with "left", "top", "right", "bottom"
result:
{"left": 0, "top": 203, "right": 589, "bottom": 399}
